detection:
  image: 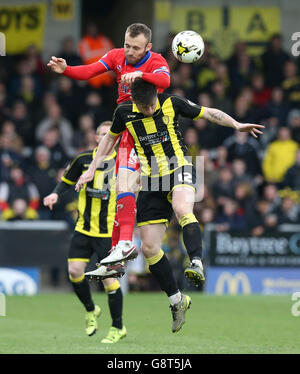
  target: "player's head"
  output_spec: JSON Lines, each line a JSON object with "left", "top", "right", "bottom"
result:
{"left": 131, "top": 78, "right": 157, "bottom": 117}
{"left": 124, "top": 23, "right": 152, "bottom": 65}
{"left": 96, "top": 121, "right": 112, "bottom": 143}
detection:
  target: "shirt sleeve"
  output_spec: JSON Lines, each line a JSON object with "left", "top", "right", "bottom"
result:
{"left": 109, "top": 106, "right": 127, "bottom": 136}
{"left": 61, "top": 155, "right": 84, "bottom": 185}
{"left": 99, "top": 49, "right": 118, "bottom": 71}
{"left": 142, "top": 54, "right": 170, "bottom": 89}
{"left": 171, "top": 95, "right": 204, "bottom": 119}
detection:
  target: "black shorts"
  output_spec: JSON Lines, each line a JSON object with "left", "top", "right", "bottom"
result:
{"left": 137, "top": 165, "right": 196, "bottom": 227}
{"left": 68, "top": 231, "right": 112, "bottom": 263}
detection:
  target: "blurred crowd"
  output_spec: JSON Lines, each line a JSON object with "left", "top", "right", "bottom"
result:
{"left": 1, "top": 28, "right": 300, "bottom": 289}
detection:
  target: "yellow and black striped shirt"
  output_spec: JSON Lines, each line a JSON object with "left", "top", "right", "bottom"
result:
{"left": 109, "top": 94, "right": 204, "bottom": 177}
{"left": 62, "top": 148, "right": 117, "bottom": 237}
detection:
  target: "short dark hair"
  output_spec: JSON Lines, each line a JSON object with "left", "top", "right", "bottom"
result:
{"left": 131, "top": 78, "right": 157, "bottom": 105}
{"left": 126, "top": 23, "right": 152, "bottom": 43}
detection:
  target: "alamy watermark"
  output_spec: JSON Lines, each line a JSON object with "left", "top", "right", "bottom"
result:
{"left": 0, "top": 292, "right": 6, "bottom": 316}
{"left": 291, "top": 292, "right": 300, "bottom": 317}
{"left": 0, "top": 32, "right": 6, "bottom": 56}
{"left": 291, "top": 32, "right": 300, "bottom": 57}
{"left": 95, "top": 152, "right": 205, "bottom": 203}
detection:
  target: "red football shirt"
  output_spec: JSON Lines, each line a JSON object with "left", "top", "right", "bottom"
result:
{"left": 64, "top": 48, "right": 170, "bottom": 104}
{"left": 99, "top": 48, "right": 170, "bottom": 103}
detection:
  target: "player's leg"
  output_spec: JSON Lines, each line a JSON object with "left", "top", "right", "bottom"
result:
{"left": 68, "top": 232, "right": 101, "bottom": 336}
{"left": 88, "top": 236, "right": 126, "bottom": 343}
{"left": 100, "top": 277, "right": 127, "bottom": 344}
{"left": 171, "top": 185, "right": 205, "bottom": 286}
{"left": 140, "top": 223, "right": 191, "bottom": 333}
{"left": 102, "top": 130, "right": 140, "bottom": 264}
{"left": 100, "top": 170, "right": 140, "bottom": 265}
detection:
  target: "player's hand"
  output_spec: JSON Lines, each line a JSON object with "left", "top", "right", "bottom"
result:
{"left": 75, "top": 167, "right": 95, "bottom": 192}
{"left": 43, "top": 193, "right": 58, "bottom": 211}
{"left": 121, "top": 71, "right": 143, "bottom": 84}
{"left": 47, "top": 56, "right": 67, "bottom": 74}
{"left": 235, "top": 122, "right": 265, "bottom": 138}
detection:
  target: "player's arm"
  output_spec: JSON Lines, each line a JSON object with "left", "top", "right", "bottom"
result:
{"left": 172, "top": 96, "right": 264, "bottom": 138}
{"left": 47, "top": 52, "right": 113, "bottom": 80}
{"left": 121, "top": 57, "right": 170, "bottom": 88}
{"left": 201, "top": 107, "right": 264, "bottom": 138}
{"left": 75, "top": 106, "right": 126, "bottom": 191}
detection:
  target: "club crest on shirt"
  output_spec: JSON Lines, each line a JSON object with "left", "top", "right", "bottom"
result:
{"left": 162, "top": 115, "right": 169, "bottom": 125}
{"left": 117, "top": 65, "right": 122, "bottom": 72}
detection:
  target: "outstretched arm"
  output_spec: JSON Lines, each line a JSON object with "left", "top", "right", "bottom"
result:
{"left": 75, "top": 132, "right": 118, "bottom": 191}
{"left": 47, "top": 56, "right": 107, "bottom": 80}
{"left": 201, "top": 107, "right": 264, "bottom": 138}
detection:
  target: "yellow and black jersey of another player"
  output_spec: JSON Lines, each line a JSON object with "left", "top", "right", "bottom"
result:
{"left": 62, "top": 148, "right": 117, "bottom": 237}
{"left": 109, "top": 93, "right": 204, "bottom": 177}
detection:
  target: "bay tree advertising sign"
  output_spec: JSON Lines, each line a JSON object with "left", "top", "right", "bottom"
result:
{"left": 209, "top": 231, "right": 300, "bottom": 267}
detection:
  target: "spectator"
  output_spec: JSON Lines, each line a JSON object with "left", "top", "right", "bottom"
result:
{"left": 0, "top": 120, "right": 23, "bottom": 154}
{"left": 72, "top": 113, "right": 95, "bottom": 149}
{"left": 1, "top": 198, "right": 38, "bottom": 221}
{"left": 0, "top": 133, "right": 24, "bottom": 181}
{"left": 83, "top": 90, "right": 110, "bottom": 126}
{"left": 0, "top": 166, "right": 39, "bottom": 220}
{"left": 223, "top": 131, "right": 262, "bottom": 176}
{"left": 10, "top": 100, "right": 34, "bottom": 147}
{"left": 78, "top": 22, "right": 114, "bottom": 88}
{"left": 262, "top": 127, "right": 298, "bottom": 183}
{"left": 28, "top": 146, "right": 58, "bottom": 219}
{"left": 287, "top": 109, "right": 300, "bottom": 143}
{"left": 282, "top": 149, "right": 300, "bottom": 190}
{"left": 229, "top": 52, "right": 256, "bottom": 96}
{"left": 261, "top": 34, "right": 290, "bottom": 87}
{"left": 194, "top": 118, "right": 221, "bottom": 149}
{"left": 251, "top": 72, "right": 271, "bottom": 108}
{"left": 213, "top": 146, "right": 229, "bottom": 169}
{"left": 212, "top": 167, "right": 234, "bottom": 207}
{"left": 57, "top": 36, "right": 83, "bottom": 67}
{"left": 262, "top": 183, "right": 282, "bottom": 213}
{"left": 246, "top": 199, "right": 272, "bottom": 235}
{"left": 214, "top": 199, "right": 247, "bottom": 232}
{"left": 40, "top": 128, "right": 69, "bottom": 169}
{"left": 35, "top": 103, "right": 75, "bottom": 157}
{"left": 276, "top": 196, "right": 300, "bottom": 224}
{"left": 234, "top": 181, "right": 256, "bottom": 217}
{"left": 25, "top": 44, "right": 47, "bottom": 77}
{"left": 231, "top": 158, "right": 253, "bottom": 187}
{"left": 211, "top": 79, "right": 232, "bottom": 114}
{"left": 265, "top": 86, "right": 290, "bottom": 126}
{"left": 282, "top": 60, "right": 300, "bottom": 108}
{"left": 56, "top": 75, "right": 83, "bottom": 124}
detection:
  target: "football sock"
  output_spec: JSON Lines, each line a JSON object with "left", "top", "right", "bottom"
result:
{"left": 169, "top": 291, "right": 182, "bottom": 306}
{"left": 70, "top": 274, "right": 95, "bottom": 312}
{"left": 105, "top": 281, "right": 123, "bottom": 329}
{"left": 179, "top": 213, "right": 203, "bottom": 261}
{"left": 117, "top": 192, "right": 136, "bottom": 243}
{"left": 111, "top": 211, "right": 120, "bottom": 248}
{"left": 146, "top": 249, "right": 179, "bottom": 297}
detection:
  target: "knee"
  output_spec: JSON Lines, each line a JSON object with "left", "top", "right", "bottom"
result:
{"left": 68, "top": 262, "right": 84, "bottom": 280}
{"left": 141, "top": 240, "right": 160, "bottom": 258}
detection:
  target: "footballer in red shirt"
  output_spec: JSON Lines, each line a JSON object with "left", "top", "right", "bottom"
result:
{"left": 47, "top": 23, "right": 170, "bottom": 262}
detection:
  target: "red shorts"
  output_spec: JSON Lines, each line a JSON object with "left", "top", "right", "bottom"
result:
{"left": 115, "top": 129, "right": 140, "bottom": 176}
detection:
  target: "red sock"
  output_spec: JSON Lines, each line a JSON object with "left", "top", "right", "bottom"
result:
{"left": 111, "top": 211, "right": 120, "bottom": 248}
{"left": 117, "top": 193, "right": 136, "bottom": 242}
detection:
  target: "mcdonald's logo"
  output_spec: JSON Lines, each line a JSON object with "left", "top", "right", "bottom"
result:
{"left": 215, "top": 272, "right": 251, "bottom": 295}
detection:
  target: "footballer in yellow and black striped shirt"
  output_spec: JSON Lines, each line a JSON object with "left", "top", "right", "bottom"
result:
{"left": 43, "top": 121, "right": 126, "bottom": 339}
{"left": 76, "top": 78, "right": 264, "bottom": 291}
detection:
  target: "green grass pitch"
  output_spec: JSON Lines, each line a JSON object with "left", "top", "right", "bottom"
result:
{"left": 0, "top": 292, "right": 299, "bottom": 354}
